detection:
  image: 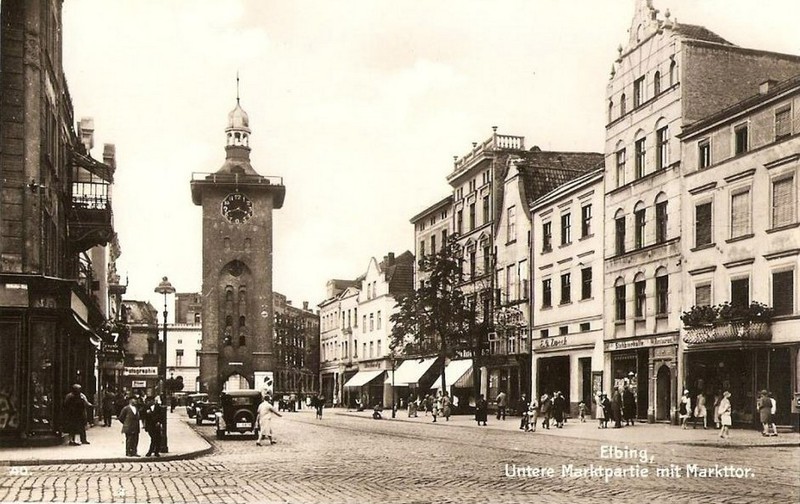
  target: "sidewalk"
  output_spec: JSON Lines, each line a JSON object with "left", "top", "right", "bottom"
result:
{"left": 0, "top": 411, "right": 212, "bottom": 466}
{"left": 332, "top": 408, "right": 800, "bottom": 447}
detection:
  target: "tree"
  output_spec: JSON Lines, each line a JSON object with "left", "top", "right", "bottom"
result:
{"left": 389, "top": 237, "right": 476, "bottom": 394}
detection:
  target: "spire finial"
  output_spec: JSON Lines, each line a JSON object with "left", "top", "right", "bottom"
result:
{"left": 236, "top": 71, "right": 240, "bottom": 105}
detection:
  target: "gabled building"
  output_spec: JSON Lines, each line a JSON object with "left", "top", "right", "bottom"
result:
{"left": 318, "top": 279, "right": 360, "bottom": 404}
{"left": 119, "top": 301, "right": 160, "bottom": 396}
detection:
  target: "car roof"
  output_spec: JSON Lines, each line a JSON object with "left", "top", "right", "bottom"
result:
{"left": 222, "top": 390, "right": 263, "bottom": 397}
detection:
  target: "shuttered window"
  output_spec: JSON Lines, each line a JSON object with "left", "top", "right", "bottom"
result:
{"left": 775, "top": 107, "right": 791, "bottom": 140}
{"left": 730, "top": 191, "right": 751, "bottom": 238}
{"left": 772, "top": 177, "right": 795, "bottom": 228}
{"left": 695, "top": 284, "right": 712, "bottom": 307}
{"left": 773, "top": 270, "right": 794, "bottom": 316}
{"left": 695, "top": 202, "right": 712, "bottom": 247}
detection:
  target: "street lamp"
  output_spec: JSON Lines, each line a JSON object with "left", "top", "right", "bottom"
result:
{"left": 154, "top": 276, "right": 175, "bottom": 454}
{"left": 391, "top": 356, "right": 396, "bottom": 419}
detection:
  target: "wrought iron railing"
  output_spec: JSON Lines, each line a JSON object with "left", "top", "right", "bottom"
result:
{"left": 683, "top": 321, "right": 771, "bottom": 345}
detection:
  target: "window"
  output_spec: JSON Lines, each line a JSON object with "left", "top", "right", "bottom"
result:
{"left": 377, "top": 340, "right": 382, "bottom": 356}
{"left": 469, "top": 179, "right": 476, "bottom": 192}
{"left": 634, "top": 207, "right": 646, "bottom": 249}
{"left": 634, "top": 279, "right": 646, "bottom": 318}
{"left": 519, "top": 260, "right": 529, "bottom": 300}
{"left": 669, "top": 60, "right": 677, "bottom": 86}
{"left": 696, "top": 284, "right": 712, "bottom": 307}
{"left": 469, "top": 250, "right": 476, "bottom": 279}
{"left": 457, "top": 210, "right": 463, "bottom": 234}
{"left": 734, "top": 124, "right": 749, "bottom": 155}
{"left": 635, "top": 137, "right": 646, "bottom": 179}
{"left": 483, "top": 195, "right": 491, "bottom": 225}
{"left": 655, "top": 198, "right": 668, "bottom": 243}
{"left": 559, "top": 326, "right": 569, "bottom": 336}
{"left": 653, "top": 71, "right": 661, "bottom": 96}
{"left": 698, "top": 140, "right": 711, "bottom": 169}
{"left": 656, "top": 126, "right": 669, "bottom": 170}
{"left": 542, "top": 279, "right": 552, "bottom": 308}
{"left": 507, "top": 206, "right": 516, "bottom": 242}
{"left": 419, "top": 240, "right": 426, "bottom": 258}
{"left": 633, "top": 76, "right": 645, "bottom": 107}
{"left": 730, "top": 190, "right": 751, "bottom": 238}
{"left": 616, "top": 148, "right": 626, "bottom": 187}
{"left": 608, "top": 100, "right": 614, "bottom": 123}
{"left": 615, "top": 214, "right": 626, "bottom": 255}
{"left": 507, "top": 265, "right": 517, "bottom": 302}
{"left": 561, "top": 213, "right": 571, "bottom": 245}
{"left": 581, "top": 205, "right": 592, "bottom": 238}
{"left": 542, "top": 221, "right": 552, "bottom": 252}
{"left": 581, "top": 267, "right": 592, "bottom": 300}
{"left": 773, "top": 270, "right": 794, "bottom": 316}
{"left": 369, "top": 313, "right": 374, "bottom": 331}
{"left": 772, "top": 176, "right": 795, "bottom": 228}
{"left": 580, "top": 322, "right": 591, "bottom": 332}
{"left": 695, "top": 202, "right": 712, "bottom": 247}
{"left": 615, "top": 283, "right": 626, "bottom": 321}
{"left": 482, "top": 245, "right": 491, "bottom": 275}
{"left": 775, "top": 107, "right": 791, "bottom": 140}
{"left": 363, "top": 342, "right": 367, "bottom": 357}
{"left": 656, "top": 274, "right": 668, "bottom": 315}
{"left": 354, "top": 340, "right": 358, "bottom": 357}
{"left": 176, "top": 349, "right": 184, "bottom": 366}
{"left": 469, "top": 203, "right": 476, "bottom": 230}
{"left": 441, "top": 229, "right": 447, "bottom": 247}
{"left": 560, "top": 273, "right": 571, "bottom": 304}
{"left": 620, "top": 93, "right": 627, "bottom": 115}
{"left": 731, "top": 278, "right": 749, "bottom": 308}
{"left": 369, "top": 342, "right": 374, "bottom": 358}
{"left": 362, "top": 315, "right": 366, "bottom": 332}
{"left": 431, "top": 234, "right": 436, "bottom": 255}
{"left": 377, "top": 311, "right": 382, "bottom": 330}
{"left": 540, "top": 329, "right": 549, "bottom": 339}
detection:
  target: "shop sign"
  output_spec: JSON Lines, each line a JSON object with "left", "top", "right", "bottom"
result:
{"left": 131, "top": 380, "right": 147, "bottom": 388}
{"left": 538, "top": 336, "right": 568, "bottom": 350}
{"left": 605, "top": 334, "right": 677, "bottom": 352}
{"left": 123, "top": 366, "right": 158, "bottom": 377}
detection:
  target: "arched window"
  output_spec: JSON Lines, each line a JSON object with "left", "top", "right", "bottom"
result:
{"left": 634, "top": 272, "right": 646, "bottom": 318}
{"left": 620, "top": 93, "right": 627, "bottom": 115}
{"left": 608, "top": 100, "right": 614, "bottom": 122}
{"left": 614, "top": 277, "right": 627, "bottom": 321}
{"left": 615, "top": 141, "right": 626, "bottom": 188}
{"left": 669, "top": 60, "right": 677, "bottom": 87}
{"left": 615, "top": 209, "right": 626, "bottom": 255}
{"left": 634, "top": 201, "right": 646, "bottom": 249}
{"left": 654, "top": 192, "right": 668, "bottom": 243}
{"left": 655, "top": 118, "right": 669, "bottom": 170}
{"left": 653, "top": 71, "right": 661, "bottom": 96}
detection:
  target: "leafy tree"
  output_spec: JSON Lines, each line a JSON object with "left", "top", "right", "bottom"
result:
{"left": 389, "top": 237, "right": 476, "bottom": 393}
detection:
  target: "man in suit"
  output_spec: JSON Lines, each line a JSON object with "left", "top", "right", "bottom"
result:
{"left": 141, "top": 397, "right": 162, "bottom": 457}
{"left": 118, "top": 397, "right": 140, "bottom": 457}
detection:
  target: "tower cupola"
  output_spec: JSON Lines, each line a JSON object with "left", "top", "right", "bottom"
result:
{"left": 226, "top": 101, "right": 251, "bottom": 148}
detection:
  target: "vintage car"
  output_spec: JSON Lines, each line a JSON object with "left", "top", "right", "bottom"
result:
{"left": 194, "top": 399, "right": 220, "bottom": 425}
{"left": 215, "top": 390, "right": 263, "bottom": 439}
{"left": 185, "top": 393, "right": 208, "bottom": 418}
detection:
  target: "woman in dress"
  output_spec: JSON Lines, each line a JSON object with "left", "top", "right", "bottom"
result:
{"left": 475, "top": 394, "right": 488, "bottom": 426}
{"left": 712, "top": 391, "right": 722, "bottom": 429}
{"left": 718, "top": 391, "right": 732, "bottom": 439}
{"left": 757, "top": 390, "right": 771, "bottom": 436}
{"left": 679, "top": 390, "right": 692, "bottom": 429}
{"left": 694, "top": 391, "right": 707, "bottom": 429}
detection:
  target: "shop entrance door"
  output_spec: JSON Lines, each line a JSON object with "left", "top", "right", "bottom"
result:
{"left": 656, "top": 364, "right": 671, "bottom": 421}
{"left": 537, "top": 356, "right": 570, "bottom": 406}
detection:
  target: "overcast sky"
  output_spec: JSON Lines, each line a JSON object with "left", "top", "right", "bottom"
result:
{"left": 62, "top": 1, "right": 800, "bottom": 318}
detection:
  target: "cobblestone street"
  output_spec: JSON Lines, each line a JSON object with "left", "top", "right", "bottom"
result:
{"left": 1, "top": 410, "right": 797, "bottom": 503}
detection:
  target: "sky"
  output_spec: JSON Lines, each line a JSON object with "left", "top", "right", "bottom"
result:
{"left": 61, "top": 0, "right": 800, "bottom": 318}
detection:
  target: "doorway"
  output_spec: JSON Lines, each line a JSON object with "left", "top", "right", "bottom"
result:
{"left": 656, "top": 364, "right": 671, "bottom": 421}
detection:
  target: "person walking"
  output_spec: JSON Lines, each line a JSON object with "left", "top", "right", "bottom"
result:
{"left": 713, "top": 391, "right": 722, "bottom": 429}
{"left": 679, "top": 390, "right": 692, "bottom": 429}
{"left": 118, "top": 397, "right": 141, "bottom": 457}
{"left": 757, "top": 390, "right": 772, "bottom": 436}
{"left": 142, "top": 397, "right": 162, "bottom": 457}
{"left": 315, "top": 394, "right": 324, "bottom": 420}
{"left": 475, "top": 394, "right": 488, "bottom": 426}
{"left": 518, "top": 394, "right": 529, "bottom": 431}
{"left": 495, "top": 391, "right": 507, "bottom": 420}
{"left": 553, "top": 391, "right": 566, "bottom": 428}
{"left": 578, "top": 400, "right": 588, "bottom": 423}
{"left": 767, "top": 391, "right": 778, "bottom": 437}
{"left": 540, "top": 393, "right": 552, "bottom": 429}
{"left": 600, "top": 393, "right": 611, "bottom": 429}
{"left": 424, "top": 394, "right": 433, "bottom": 417}
{"left": 63, "top": 384, "right": 92, "bottom": 445}
{"left": 407, "top": 394, "right": 417, "bottom": 418}
{"left": 101, "top": 387, "right": 116, "bottom": 427}
{"left": 527, "top": 396, "right": 539, "bottom": 432}
{"left": 256, "top": 394, "right": 283, "bottom": 445}
{"left": 432, "top": 391, "right": 441, "bottom": 423}
{"left": 718, "top": 391, "right": 732, "bottom": 439}
{"left": 622, "top": 386, "right": 636, "bottom": 426}
{"left": 610, "top": 388, "right": 623, "bottom": 428}
{"left": 169, "top": 394, "right": 177, "bottom": 414}
{"left": 693, "top": 391, "right": 708, "bottom": 429}
{"left": 441, "top": 392, "right": 451, "bottom": 421}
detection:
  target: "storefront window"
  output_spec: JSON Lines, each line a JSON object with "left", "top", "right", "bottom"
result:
{"left": 0, "top": 322, "right": 21, "bottom": 432}
{"left": 30, "top": 321, "right": 56, "bottom": 431}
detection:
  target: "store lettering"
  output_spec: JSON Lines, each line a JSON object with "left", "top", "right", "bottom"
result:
{"left": 123, "top": 366, "right": 158, "bottom": 376}
{"left": 539, "top": 337, "right": 568, "bottom": 349}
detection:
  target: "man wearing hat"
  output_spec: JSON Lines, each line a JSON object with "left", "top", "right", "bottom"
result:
{"left": 63, "top": 384, "right": 93, "bottom": 445}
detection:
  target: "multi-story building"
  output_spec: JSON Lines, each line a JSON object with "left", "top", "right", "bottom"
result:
{"left": 166, "top": 292, "right": 203, "bottom": 393}
{"left": 273, "top": 294, "right": 320, "bottom": 402}
{"left": 680, "top": 75, "right": 800, "bottom": 428}
{"left": 0, "top": 1, "right": 118, "bottom": 444}
{"left": 603, "top": 0, "right": 800, "bottom": 423}
{"left": 410, "top": 195, "right": 453, "bottom": 288}
{"left": 530, "top": 169, "right": 605, "bottom": 417}
{"left": 120, "top": 301, "right": 160, "bottom": 395}
{"left": 318, "top": 279, "right": 360, "bottom": 405}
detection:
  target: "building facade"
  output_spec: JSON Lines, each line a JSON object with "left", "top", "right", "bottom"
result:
{"left": 318, "top": 279, "right": 360, "bottom": 406}
{"left": 680, "top": 75, "right": 800, "bottom": 428}
{"left": 410, "top": 195, "right": 453, "bottom": 288}
{"left": 602, "top": 0, "right": 800, "bottom": 423}
{"left": 191, "top": 98, "right": 286, "bottom": 398}
{"left": 0, "top": 1, "right": 118, "bottom": 444}
{"left": 273, "top": 294, "right": 320, "bottom": 402}
{"left": 119, "top": 301, "right": 160, "bottom": 396}
{"left": 531, "top": 169, "right": 605, "bottom": 417}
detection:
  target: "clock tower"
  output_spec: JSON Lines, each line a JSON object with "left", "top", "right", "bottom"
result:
{"left": 190, "top": 97, "right": 285, "bottom": 399}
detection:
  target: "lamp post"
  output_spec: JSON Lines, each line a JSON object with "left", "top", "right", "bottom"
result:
{"left": 391, "top": 355, "right": 396, "bottom": 419}
{"left": 154, "top": 276, "right": 175, "bottom": 453}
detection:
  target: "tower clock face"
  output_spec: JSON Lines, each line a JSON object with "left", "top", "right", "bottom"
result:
{"left": 221, "top": 193, "right": 254, "bottom": 224}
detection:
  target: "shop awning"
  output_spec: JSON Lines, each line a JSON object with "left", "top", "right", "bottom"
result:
{"left": 389, "top": 357, "right": 438, "bottom": 386}
{"left": 343, "top": 369, "right": 386, "bottom": 388}
{"left": 430, "top": 359, "right": 473, "bottom": 390}
{"left": 72, "top": 313, "right": 101, "bottom": 348}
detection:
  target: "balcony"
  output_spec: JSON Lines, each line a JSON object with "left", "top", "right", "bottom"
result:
{"left": 684, "top": 321, "right": 771, "bottom": 346}
{"left": 68, "top": 182, "right": 114, "bottom": 253}
{"left": 447, "top": 132, "right": 525, "bottom": 182}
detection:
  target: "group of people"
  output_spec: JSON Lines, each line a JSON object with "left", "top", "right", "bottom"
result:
{"left": 117, "top": 395, "right": 165, "bottom": 457}
{"left": 517, "top": 392, "right": 571, "bottom": 431}
{"left": 406, "top": 391, "right": 455, "bottom": 422}
{"left": 595, "top": 386, "right": 637, "bottom": 429}
{"left": 680, "top": 389, "right": 734, "bottom": 438}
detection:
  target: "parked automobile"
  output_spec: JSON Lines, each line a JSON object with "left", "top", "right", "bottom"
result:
{"left": 215, "top": 390, "right": 263, "bottom": 439}
{"left": 185, "top": 393, "right": 208, "bottom": 418}
{"left": 194, "top": 399, "right": 220, "bottom": 425}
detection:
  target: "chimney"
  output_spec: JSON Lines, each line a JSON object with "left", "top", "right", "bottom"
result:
{"left": 387, "top": 252, "right": 395, "bottom": 265}
{"left": 759, "top": 79, "right": 778, "bottom": 95}
{"left": 103, "top": 143, "right": 116, "bottom": 169}
{"left": 303, "top": 301, "right": 309, "bottom": 311}
{"left": 286, "top": 300, "right": 292, "bottom": 306}
{"left": 78, "top": 117, "right": 94, "bottom": 153}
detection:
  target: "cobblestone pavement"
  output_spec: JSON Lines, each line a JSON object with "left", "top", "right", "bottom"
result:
{"left": 0, "top": 411, "right": 797, "bottom": 503}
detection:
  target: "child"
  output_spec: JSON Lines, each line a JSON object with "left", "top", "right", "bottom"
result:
{"left": 578, "top": 401, "right": 587, "bottom": 422}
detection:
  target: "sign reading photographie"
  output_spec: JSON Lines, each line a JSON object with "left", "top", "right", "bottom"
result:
{"left": 123, "top": 366, "right": 159, "bottom": 376}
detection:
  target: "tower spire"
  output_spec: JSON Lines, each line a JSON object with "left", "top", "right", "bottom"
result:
{"left": 236, "top": 71, "right": 240, "bottom": 105}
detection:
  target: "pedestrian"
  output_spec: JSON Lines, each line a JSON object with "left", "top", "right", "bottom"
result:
{"left": 578, "top": 401, "right": 587, "bottom": 423}
{"left": 518, "top": 394, "right": 529, "bottom": 431}
{"left": 315, "top": 394, "right": 324, "bottom": 420}
{"left": 527, "top": 396, "right": 539, "bottom": 432}
{"left": 432, "top": 391, "right": 441, "bottom": 423}
{"left": 757, "top": 390, "right": 771, "bottom": 436}
{"left": 539, "top": 393, "right": 552, "bottom": 429}
{"left": 256, "top": 394, "right": 282, "bottom": 445}
{"left": 475, "top": 394, "right": 488, "bottom": 426}
{"left": 102, "top": 387, "right": 116, "bottom": 427}
{"left": 372, "top": 403, "right": 383, "bottom": 420}
{"left": 679, "top": 390, "right": 692, "bottom": 429}
{"left": 441, "top": 392, "right": 451, "bottom": 421}
{"left": 611, "top": 388, "right": 623, "bottom": 428}
{"left": 767, "top": 391, "right": 778, "bottom": 437}
{"left": 424, "top": 394, "right": 433, "bottom": 417}
{"left": 142, "top": 397, "right": 162, "bottom": 457}
{"left": 713, "top": 391, "right": 722, "bottom": 429}
{"left": 622, "top": 386, "right": 636, "bottom": 426}
{"left": 718, "top": 391, "right": 732, "bottom": 439}
{"left": 118, "top": 397, "right": 141, "bottom": 457}
{"left": 600, "top": 393, "right": 611, "bottom": 428}
{"left": 553, "top": 391, "right": 566, "bottom": 428}
{"left": 693, "top": 391, "right": 707, "bottom": 429}
{"left": 63, "top": 384, "right": 92, "bottom": 445}
{"left": 169, "top": 394, "right": 177, "bottom": 414}
{"left": 407, "top": 394, "right": 417, "bottom": 418}
{"left": 495, "top": 390, "right": 507, "bottom": 420}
